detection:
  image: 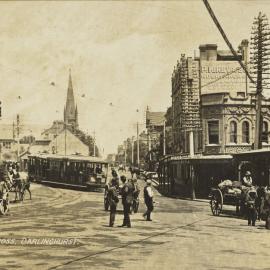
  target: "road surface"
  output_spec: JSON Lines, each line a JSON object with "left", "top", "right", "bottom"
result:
{"left": 0, "top": 175, "right": 269, "bottom": 270}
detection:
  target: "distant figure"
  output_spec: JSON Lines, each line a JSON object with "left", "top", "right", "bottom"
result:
{"left": 143, "top": 179, "right": 154, "bottom": 221}
{"left": 107, "top": 178, "right": 119, "bottom": 227}
{"left": 242, "top": 171, "right": 253, "bottom": 187}
{"left": 129, "top": 167, "right": 134, "bottom": 179}
{"left": 96, "top": 165, "right": 102, "bottom": 174}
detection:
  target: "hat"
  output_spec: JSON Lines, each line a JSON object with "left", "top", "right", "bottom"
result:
{"left": 120, "top": 175, "right": 126, "bottom": 182}
{"left": 146, "top": 179, "right": 151, "bottom": 185}
{"left": 245, "top": 171, "right": 251, "bottom": 176}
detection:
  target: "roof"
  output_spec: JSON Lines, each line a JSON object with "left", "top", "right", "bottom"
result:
{"left": 42, "top": 121, "right": 65, "bottom": 136}
{"left": 146, "top": 111, "right": 165, "bottom": 127}
{"left": 28, "top": 153, "right": 107, "bottom": 163}
{"left": 29, "top": 145, "right": 50, "bottom": 154}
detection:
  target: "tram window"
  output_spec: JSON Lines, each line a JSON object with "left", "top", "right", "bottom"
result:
{"left": 96, "top": 164, "right": 102, "bottom": 174}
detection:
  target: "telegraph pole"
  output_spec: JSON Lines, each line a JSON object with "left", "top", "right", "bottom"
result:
{"left": 137, "top": 122, "right": 140, "bottom": 168}
{"left": 163, "top": 120, "right": 166, "bottom": 156}
{"left": 93, "top": 131, "right": 96, "bottom": 157}
{"left": 148, "top": 129, "right": 151, "bottom": 161}
{"left": 64, "top": 122, "right": 67, "bottom": 156}
{"left": 131, "top": 136, "right": 134, "bottom": 165}
{"left": 16, "top": 114, "right": 20, "bottom": 161}
{"left": 251, "top": 12, "right": 270, "bottom": 149}
{"left": 124, "top": 141, "right": 127, "bottom": 168}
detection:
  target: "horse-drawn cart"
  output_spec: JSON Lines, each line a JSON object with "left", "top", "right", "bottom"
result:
{"left": 209, "top": 180, "right": 253, "bottom": 217}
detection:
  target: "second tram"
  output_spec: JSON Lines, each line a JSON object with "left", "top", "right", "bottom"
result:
{"left": 28, "top": 154, "right": 108, "bottom": 189}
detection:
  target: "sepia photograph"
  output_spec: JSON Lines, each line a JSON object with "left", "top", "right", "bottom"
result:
{"left": 0, "top": 0, "right": 270, "bottom": 269}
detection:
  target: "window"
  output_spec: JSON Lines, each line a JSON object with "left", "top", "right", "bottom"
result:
{"left": 229, "top": 121, "right": 237, "bottom": 143}
{"left": 262, "top": 121, "right": 269, "bottom": 143}
{"left": 242, "top": 121, "right": 250, "bottom": 143}
{"left": 208, "top": 120, "right": 219, "bottom": 144}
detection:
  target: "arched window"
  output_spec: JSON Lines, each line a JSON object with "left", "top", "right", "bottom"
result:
{"left": 242, "top": 121, "right": 250, "bottom": 144}
{"left": 262, "top": 121, "right": 269, "bottom": 143}
{"left": 229, "top": 121, "right": 237, "bottom": 143}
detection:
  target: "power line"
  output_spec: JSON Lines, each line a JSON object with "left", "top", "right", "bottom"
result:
{"left": 202, "top": 0, "right": 255, "bottom": 85}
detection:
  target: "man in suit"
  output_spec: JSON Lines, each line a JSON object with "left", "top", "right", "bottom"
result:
{"left": 120, "top": 176, "right": 134, "bottom": 228}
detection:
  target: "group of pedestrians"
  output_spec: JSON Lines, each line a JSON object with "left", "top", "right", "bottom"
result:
{"left": 107, "top": 169, "right": 154, "bottom": 228}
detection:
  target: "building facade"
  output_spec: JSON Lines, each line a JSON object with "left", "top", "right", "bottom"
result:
{"left": 170, "top": 41, "right": 262, "bottom": 156}
{"left": 160, "top": 40, "right": 270, "bottom": 198}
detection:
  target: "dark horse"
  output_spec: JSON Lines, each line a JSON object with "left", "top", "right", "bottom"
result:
{"left": 10, "top": 171, "right": 31, "bottom": 202}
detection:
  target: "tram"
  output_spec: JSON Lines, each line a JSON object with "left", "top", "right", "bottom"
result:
{"left": 28, "top": 154, "right": 108, "bottom": 189}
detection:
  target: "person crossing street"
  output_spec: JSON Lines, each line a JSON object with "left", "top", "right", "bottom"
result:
{"left": 143, "top": 179, "right": 154, "bottom": 221}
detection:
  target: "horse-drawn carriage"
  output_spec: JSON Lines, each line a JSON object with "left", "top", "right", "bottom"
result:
{"left": 209, "top": 180, "right": 243, "bottom": 216}
{"left": 209, "top": 179, "right": 270, "bottom": 228}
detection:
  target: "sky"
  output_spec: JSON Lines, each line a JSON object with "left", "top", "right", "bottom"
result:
{"left": 0, "top": 0, "right": 270, "bottom": 155}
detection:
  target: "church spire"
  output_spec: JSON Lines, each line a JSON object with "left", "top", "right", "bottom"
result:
{"left": 64, "top": 69, "right": 78, "bottom": 129}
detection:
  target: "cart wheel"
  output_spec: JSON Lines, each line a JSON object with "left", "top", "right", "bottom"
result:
{"left": 210, "top": 189, "right": 223, "bottom": 216}
{"left": 0, "top": 199, "right": 9, "bottom": 215}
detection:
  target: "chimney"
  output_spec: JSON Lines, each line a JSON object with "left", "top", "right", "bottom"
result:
{"left": 199, "top": 44, "right": 217, "bottom": 61}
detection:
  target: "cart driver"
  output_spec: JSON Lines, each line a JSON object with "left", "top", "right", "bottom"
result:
{"left": 242, "top": 171, "right": 253, "bottom": 187}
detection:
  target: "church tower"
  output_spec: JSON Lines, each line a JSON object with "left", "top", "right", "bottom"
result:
{"left": 64, "top": 70, "right": 78, "bottom": 130}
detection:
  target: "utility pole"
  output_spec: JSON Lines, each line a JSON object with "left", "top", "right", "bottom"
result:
{"left": 148, "top": 129, "right": 151, "bottom": 161}
{"left": 137, "top": 122, "right": 140, "bottom": 168}
{"left": 55, "top": 121, "right": 58, "bottom": 154}
{"left": 124, "top": 141, "right": 127, "bottom": 168}
{"left": 131, "top": 136, "right": 134, "bottom": 165}
{"left": 93, "top": 131, "right": 96, "bottom": 157}
{"left": 64, "top": 122, "right": 67, "bottom": 156}
{"left": 16, "top": 114, "right": 20, "bottom": 161}
{"left": 251, "top": 12, "right": 270, "bottom": 149}
{"left": 163, "top": 120, "right": 166, "bottom": 156}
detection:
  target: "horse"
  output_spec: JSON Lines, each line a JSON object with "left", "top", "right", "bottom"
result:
{"left": 9, "top": 171, "right": 31, "bottom": 202}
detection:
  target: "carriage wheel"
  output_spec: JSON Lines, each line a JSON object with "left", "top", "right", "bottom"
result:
{"left": 0, "top": 199, "right": 9, "bottom": 215}
{"left": 210, "top": 189, "right": 223, "bottom": 216}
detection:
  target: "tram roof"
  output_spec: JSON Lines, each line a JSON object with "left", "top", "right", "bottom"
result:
{"left": 169, "top": 154, "right": 233, "bottom": 163}
{"left": 28, "top": 153, "right": 107, "bottom": 163}
{"left": 233, "top": 148, "right": 270, "bottom": 157}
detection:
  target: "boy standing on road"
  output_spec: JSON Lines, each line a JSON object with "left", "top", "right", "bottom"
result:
{"left": 143, "top": 179, "right": 154, "bottom": 221}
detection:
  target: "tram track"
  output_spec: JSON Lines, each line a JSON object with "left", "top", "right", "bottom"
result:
{"left": 48, "top": 216, "right": 215, "bottom": 270}
{"left": 0, "top": 184, "right": 89, "bottom": 223}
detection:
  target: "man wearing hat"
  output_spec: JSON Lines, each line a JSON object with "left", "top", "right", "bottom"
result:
{"left": 243, "top": 171, "right": 253, "bottom": 187}
{"left": 107, "top": 178, "right": 119, "bottom": 227}
{"left": 143, "top": 179, "right": 154, "bottom": 221}
{"left": 120, "top": 175, "right": 134, "bottom": 228}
